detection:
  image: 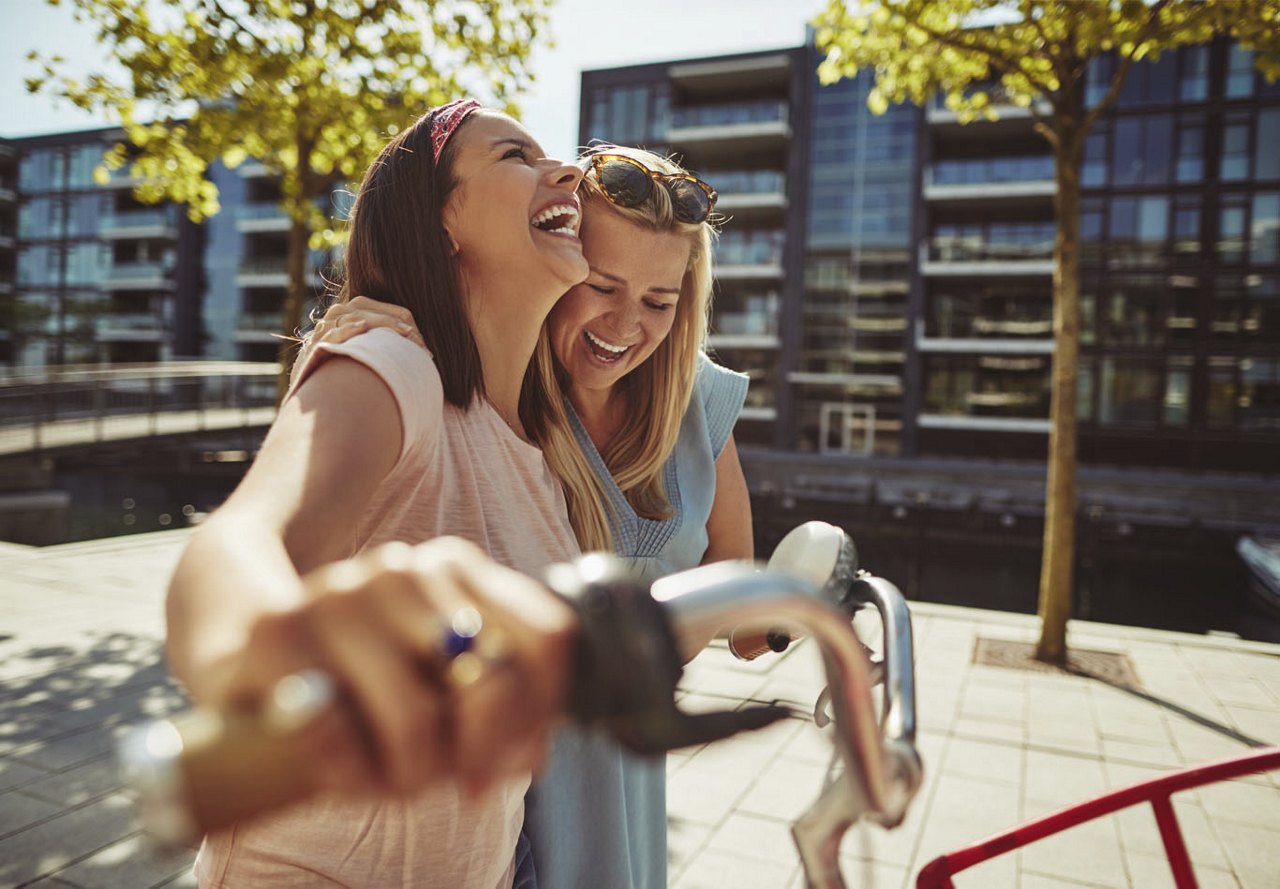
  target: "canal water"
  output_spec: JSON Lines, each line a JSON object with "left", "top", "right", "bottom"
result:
{"left": 21, "top": 446, "right": 1280, "bottom": 645}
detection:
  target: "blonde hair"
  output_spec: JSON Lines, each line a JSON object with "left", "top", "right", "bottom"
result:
{"left": 520, "top": 145, "right": 718, "bottom": 552}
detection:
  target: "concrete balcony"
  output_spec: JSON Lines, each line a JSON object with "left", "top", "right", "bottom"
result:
{"left": 103, "top": 261, "right": 174, "bottom": 291}
{"left": 100, "top": 167, "right": 145, "bottom": 190}
{"left": 668, "top": 53, "right": 791, "bottom": 94}
{"left": 715, "top": 262, "right": 784, "bottom": 282}
{"left": 707, "top": 333, "right": 781, "bottom": 350}
{"left": 236, "top": 203, "right": 291, "bottom": 233}
{"left": 100, "top": 208, "right": 179, "bottom": 240}
{"left": 666, "top": 119, "right": 791, "bottom": 154}
{"left": 235, "top": 258, "right": 320, "bottom": 289}
{"left": 714, "top": 191, "right": 788, "bottom": 224}
{"left": 237, "top": 161, "right": 274, "bottom": 178}
{"left": 921, "top": 259, "right": 1055, "bottom": 277}
{"left": 917, "top": 337, "right": 1055, "bottom": 354}
{"left": 918, "top": 413, "right": 1051, "bottom": 433}
{"left": 923, "top": 178, "right": 1056, "bottom": 205}
{"left": 738, "top": 405, "right": 777, "bottom": 422}
{"left": 235, "top": 311, "right": 286, "bottom": 342}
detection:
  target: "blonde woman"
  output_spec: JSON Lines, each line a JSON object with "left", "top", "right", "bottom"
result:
{"left": 308, "top": 146, "right": 753, "bottom": 888}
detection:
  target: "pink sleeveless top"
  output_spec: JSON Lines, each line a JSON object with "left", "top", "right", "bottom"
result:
{"left": 195, "top": 329, "right": 579, "bottom": 888}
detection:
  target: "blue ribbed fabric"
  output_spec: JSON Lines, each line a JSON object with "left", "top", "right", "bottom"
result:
{"left": 524, "top": 353, "right": 749, "bottom": 889}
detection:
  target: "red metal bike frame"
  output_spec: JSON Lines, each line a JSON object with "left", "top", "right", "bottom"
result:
{"left": 916, "top": 746, "right": 1280, "bottom": 889}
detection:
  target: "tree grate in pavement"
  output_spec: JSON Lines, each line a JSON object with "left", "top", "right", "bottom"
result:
{"left": 972, "top": 637, "right": 1142, "bottom": 689}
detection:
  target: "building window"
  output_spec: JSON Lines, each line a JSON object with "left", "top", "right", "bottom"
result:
{"left": 1252, "top": 193, "right": 1280, "bottom": 264}
{"left": 1113, "top": 116, "right": 1173, "bottom": 186}
{"left": 1098, "top": 358, "right": 1161, "bottom": 426}
{"left": 1218, "top": 199, "right": 1247, "bottom": 264}
{"left": 1082, "top": 132, "right": 1108, "bottom": 187}
{"left": 1226, "top": 44, "right": 1256, "bottom": 99}
{"left": 1164, "top": 359, "right": 1192, "bottom": 426}
{"left": 1086, "top": 54, "right": 1114, "bottom": 108}
{"left": 1175, "top": 125, "right": 1203, "bottom": 183}
{"left": 1173, "top": 198, "right": 1201, "bottom": 257}
{"left": 1240, "top": 358, "right": 1280, "bottom": 432}
{"left": 1220, "top": 119, "right": 1251, "bottom": 181}
{"left": 1077, "top": 361, "right": 1095, "bottom": 421}
{"left": 1257, "top": 109, "right": 1280, "bottom": 181}
{"left": 1207, "top": 359, "right": 1237, "bottom": 428}
{"left": 1117, "top": 52, "right": 1175, "bottom": 107}
{"left": 1109, "top": 196, "right": 1168, "bottom": 267}
{"left": 1245, "top": 274, "right": 1279, "bottom": 345}
{"left": 1178, "top": 45, "right": 1209, "bottom": 101}
{"left": 1103, "top": 276, "right": 1166, "bottom": 346}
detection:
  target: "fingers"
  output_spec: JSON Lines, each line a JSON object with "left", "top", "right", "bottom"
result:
{"left": 311, "top": 297, "right": 426, "bottom": 349}
{"left": 417, "top": 538, "right": 577, "bottom": 792}
{"left": 225, "top": 538, "right": 575, "bottom": 800}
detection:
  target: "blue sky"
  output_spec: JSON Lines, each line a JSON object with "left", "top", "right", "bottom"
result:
{"left": 1, "top": 0, "right": 827, "bottom": 161}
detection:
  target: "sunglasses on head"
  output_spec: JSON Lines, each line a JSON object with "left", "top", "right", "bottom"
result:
{"left": 588, "top": 154, "right": 718, "bottom": 224}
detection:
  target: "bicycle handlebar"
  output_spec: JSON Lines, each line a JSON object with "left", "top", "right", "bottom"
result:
{"left": 122, "top": 550, "right": 921, "bottom": 889}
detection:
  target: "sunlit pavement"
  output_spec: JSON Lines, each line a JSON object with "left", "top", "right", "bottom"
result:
{"left": 1, "top": 531, "right": 1277, "bottom": 888}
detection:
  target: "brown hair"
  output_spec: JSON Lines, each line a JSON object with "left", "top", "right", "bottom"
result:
{"left": 338, "top": 111, "right": 482, "bottom": 407}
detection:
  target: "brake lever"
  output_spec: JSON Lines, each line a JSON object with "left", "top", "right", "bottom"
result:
{"left": 545, "top": 555, "right": 792, "bottom": 753}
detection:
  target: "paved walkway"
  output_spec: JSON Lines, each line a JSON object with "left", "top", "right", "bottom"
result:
{"left": 1, "top": 530, "right": 1277, "bottom": 888}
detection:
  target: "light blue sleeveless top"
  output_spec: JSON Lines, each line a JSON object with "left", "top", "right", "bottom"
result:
{"left": 524, "top": 353, "right": 748, "bottom": 889}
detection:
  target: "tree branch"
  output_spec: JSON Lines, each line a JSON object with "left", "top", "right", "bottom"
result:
{"left": 906, "top": 13, "right": 1057, "bottom": 101}
{"left": 1081, "top": 0, "right": 1173, "bottom": 131}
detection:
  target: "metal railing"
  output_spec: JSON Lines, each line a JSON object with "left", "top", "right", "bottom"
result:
{"left": 0, "top": 362, "right": 280, "bottom": 454}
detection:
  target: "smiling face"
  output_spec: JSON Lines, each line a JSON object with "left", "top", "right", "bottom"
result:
{"left": 444, "top": 111, "right": 589, "bottom": 310}
{"left": 548, "top": 204, "right": 694, "bottom": 403}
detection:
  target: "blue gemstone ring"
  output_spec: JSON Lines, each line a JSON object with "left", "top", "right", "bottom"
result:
{"left": 440, "top": 606, "right": 483, "bottom": 661}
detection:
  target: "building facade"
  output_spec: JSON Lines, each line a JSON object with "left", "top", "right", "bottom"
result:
{"left": 2, "top": 128, "right": 328, "bottom": 368}
{"left": 913, "top": 39, "right": 1280, "bottom": 474}
{"left": 580, "top": 37, "right": 1280, "bottom": 475}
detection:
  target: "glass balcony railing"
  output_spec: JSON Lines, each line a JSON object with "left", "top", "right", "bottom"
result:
{"left": 238, "top": 258, "right": 289, "bottom": 276}
{"left": 237, "top": 202, "right": 288, "bottom": 221}
{"left": 713, "top": 312, "right": 779, "bottom": 337}
{"left": 710, "top": 171, "right": 785, "bottom": 195}
{"left": 930, "top": 156, "right": 1054, "bottom": 186}
{"left": 97, "top": 313, "right": 163, "bottom": 332}
{"left": 108, "top": 261, "right": 173, "bottom": 279}
{"left": 239, "top": 312, "right": 284, "bottom": 331}
{"left": 670, "top": 101, "right": 787, "bottom": 129}
{"left": 928, "top": 234, "right": 1054, "bottom": 264}
{"left": 102, "top": 208, "right": 178, "bottom": 230}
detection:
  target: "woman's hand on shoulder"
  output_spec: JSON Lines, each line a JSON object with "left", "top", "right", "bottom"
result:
{"left": 309, "top": 296, "right": 427, "bottom": 350}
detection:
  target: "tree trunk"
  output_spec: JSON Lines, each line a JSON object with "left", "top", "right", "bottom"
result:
{"left": 275, "top": 213, "right": 310, "bottom": 404}
{"left": 1035, "top": 122, "right": 1083, "bottom": 665}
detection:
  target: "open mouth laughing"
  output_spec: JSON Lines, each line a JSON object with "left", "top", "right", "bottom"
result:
{"left": 584, "top": 330, "right": 630, "bottom": 363}
{"left": 531, "top": 202, "right": 581, "bottom": 238}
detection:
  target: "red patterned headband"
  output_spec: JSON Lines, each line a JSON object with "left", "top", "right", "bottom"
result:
{"left": 430, "top": 99, "right": 482, "bottom": 163}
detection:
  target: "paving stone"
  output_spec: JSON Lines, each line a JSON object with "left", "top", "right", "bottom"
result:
{"left": 0, "top": 793, "right": 136, "bottom": 886}
{"left": 0, "top": 789, "right": 62, "bottom": 839}
{"left": 673, "top": 847, "right": 798, "bottom": 889}
{"left": 18, "top": 755, "right": 123, "bottom": 808}
{"left": 46, "top": 833, "right": 195, "bottom": 889}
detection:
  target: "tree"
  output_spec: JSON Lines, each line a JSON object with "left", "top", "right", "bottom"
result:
{"left": 28, "top": 0, "right": 553, "bottom": 396}
{"left": 813, "top": 0, "right": 1280, "bottom": 664}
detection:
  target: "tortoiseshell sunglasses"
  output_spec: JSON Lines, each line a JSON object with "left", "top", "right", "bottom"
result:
{"left": 588, "top": 153, "right": 718, "bottom": 224}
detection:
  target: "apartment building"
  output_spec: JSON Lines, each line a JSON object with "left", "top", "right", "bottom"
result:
{"left": 911, "top": 39, "right": 1280, "bottom": 473}
{"left": 580, "top": 47, "right": 919, "bottom": 456}
{"left": 4, "top": 128, "right": 328, "bottom": 367}
{"left": 0, "top": 139, "right": 16, "bottom": 364}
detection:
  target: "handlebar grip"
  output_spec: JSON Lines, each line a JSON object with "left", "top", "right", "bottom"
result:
{"left": 727, "top": 627, "right": 793, "bottom": 661}
{"left": 121, "top": 708, "right": 314, "bottom": 842}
